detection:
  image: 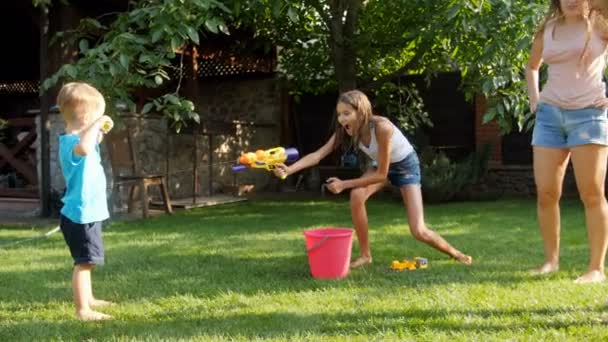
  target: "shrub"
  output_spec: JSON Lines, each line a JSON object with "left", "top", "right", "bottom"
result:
{"left": 420, "top": 144, "right": 493, "bottom": 202}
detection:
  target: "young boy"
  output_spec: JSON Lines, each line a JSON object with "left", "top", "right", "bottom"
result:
{"left": 57, "top": 82, "right": 114, "bottom": 321}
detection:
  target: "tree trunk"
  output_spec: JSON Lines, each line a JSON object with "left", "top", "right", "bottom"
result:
{"left": 326, "top": 0, "right": 361, "bottom": 93}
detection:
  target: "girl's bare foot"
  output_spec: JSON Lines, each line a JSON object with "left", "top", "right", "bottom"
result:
{"left": 76, "top": 309, "right": 113, "bottom": 321}
{"left": 350, "top": 256, "right": 372, "bottom": 268}
{"left": 529, "top": 262, "right": 559, "bottom": 275}
{"left": 90, "top": 299, "right": 114, "bottom": 308}
{"left": 574, "top": 270, "right": 606, "bottom": 284}
{"left": 453, "top": 253, "right": 473, "bottom": 265}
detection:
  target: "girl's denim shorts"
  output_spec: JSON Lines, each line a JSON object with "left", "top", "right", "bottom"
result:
{"left": 386, "top": 152, "right": 421, "bottom": 187}
{"left": 532, "top": 102, "right": 608, "bottom": 148}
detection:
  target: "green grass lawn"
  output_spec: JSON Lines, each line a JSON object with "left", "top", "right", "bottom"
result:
{"left": 1, "top": 197, "right": 607, "bottom": 341}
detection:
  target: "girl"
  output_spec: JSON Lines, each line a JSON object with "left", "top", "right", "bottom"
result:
{"left": 275, "top": 90, "right": 472, "bottom": 268}
{"left": 526, "top": 0, "right": 608, "bottom": 283}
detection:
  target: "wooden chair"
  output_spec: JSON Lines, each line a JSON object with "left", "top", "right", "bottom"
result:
{"left": 105, "top": 125, "right": 173, "bottom": 218}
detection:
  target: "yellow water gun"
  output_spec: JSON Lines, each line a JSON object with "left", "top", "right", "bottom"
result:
{"left": 390, "top": 257, "right": 428, "bottom": 272}
{"left": 232, "top": 147, "right": 299, "bottom": 179}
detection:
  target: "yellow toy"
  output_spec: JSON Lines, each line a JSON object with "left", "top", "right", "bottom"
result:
{"left": 100, "top": 120, "right": 112, "bottom": 134}
{"left": 390, "top": 257, "right": 428, "bottom": 272}
{"left": 232, "top": 147, "right": 299, "bottom": 179}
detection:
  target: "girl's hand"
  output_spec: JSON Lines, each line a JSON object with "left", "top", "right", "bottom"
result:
{"left": 273, "top": 163, "right": 289, "bottom": 179}
{"left": 326, "top": 177, "right": 345, "bottom": 194}
{"left": 593, "top": 97, "right": 608, "bottom": 109}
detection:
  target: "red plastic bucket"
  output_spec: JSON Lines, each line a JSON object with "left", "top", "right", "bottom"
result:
{"left": 304, "top": 228, "right": 354, "bottom": 279}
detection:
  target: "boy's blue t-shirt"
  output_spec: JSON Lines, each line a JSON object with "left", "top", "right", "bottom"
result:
{"left": 59, "top": 134, "right": 109, "bottom": 224}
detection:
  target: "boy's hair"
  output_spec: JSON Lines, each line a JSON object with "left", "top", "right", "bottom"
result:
{"left": 57, "top": 82, "right": 105, "bottom": 123}
{"left": 333, "top": 89, "right": 373, "bottom": 151}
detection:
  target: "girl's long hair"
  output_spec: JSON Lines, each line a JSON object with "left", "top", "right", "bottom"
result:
{"left": 332, "top": 90, "right": 373, "bottom": 152}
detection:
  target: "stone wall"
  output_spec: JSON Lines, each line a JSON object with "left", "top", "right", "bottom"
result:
{"left": 40, "top": 77, "right": 283, "bottom": 213}
{"left": 482, "top": 165, "right": 579, "bottom": 198}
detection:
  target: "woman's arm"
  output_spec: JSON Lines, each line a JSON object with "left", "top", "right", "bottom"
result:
{"left": 276, "top": 134, "right": 337, "bottom": 177}
{"left": 526, "top": 32, "right": 544, "bottom": 113}
{"left": 326, "top": 120, "right": 392, "bottom": 193}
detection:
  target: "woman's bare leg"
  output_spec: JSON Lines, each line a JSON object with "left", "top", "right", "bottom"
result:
{"left": 531, "top": 146, "right": 570, "bottom": 275}
{"left": 570, "top": 144, "right": 608, "bottom": 283}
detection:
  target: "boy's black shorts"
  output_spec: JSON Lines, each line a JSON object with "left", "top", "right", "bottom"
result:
{"left": 59, "top": 214, "right": 105, "bottom": 266}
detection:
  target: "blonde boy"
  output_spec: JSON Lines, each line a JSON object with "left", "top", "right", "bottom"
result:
{"left": 57, "top": 82, "right": 114, "bottom": 321}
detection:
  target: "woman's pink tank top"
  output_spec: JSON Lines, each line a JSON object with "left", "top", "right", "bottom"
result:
{"left": 540, "top": 20, "right": 607, "bottom": 109}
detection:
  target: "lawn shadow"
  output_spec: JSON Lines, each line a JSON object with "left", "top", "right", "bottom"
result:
{"left": 2, "top": 305, "right": 605, "bottom": 340}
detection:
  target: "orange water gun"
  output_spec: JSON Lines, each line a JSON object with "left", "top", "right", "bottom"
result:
{"left": 231, "top": 147, "right": 299, "bottom": 179}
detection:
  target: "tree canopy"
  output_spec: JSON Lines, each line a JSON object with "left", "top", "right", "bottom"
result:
{"left": 38, "top": 0, "right": 546, "bottom": 133}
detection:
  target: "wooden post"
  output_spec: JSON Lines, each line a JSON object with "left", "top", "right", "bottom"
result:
{"left": 208, "top": 133, "right": 213, "bottom": 196}
{"left": 39, "top": 5, "right": 51, "bottom": 217}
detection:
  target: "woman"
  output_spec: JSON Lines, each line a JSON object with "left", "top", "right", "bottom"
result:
{"left": 526, "top": 0, "right": 608, "bottom": 283}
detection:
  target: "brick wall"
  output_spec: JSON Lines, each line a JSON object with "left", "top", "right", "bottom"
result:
{"left": 474, "top": 94, "right": 502, "bottom": 164}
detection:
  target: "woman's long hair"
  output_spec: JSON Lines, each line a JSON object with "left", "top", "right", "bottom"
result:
{"left": 535, "top": 0, "right": 592, "bottom": 63}
{"left": 534, "top": 0, "right": 562, "bottom": 38}
{"left": 332, "top": 90, "right": 373, "bottom": 152}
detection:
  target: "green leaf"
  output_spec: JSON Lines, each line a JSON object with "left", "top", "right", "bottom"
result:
{"left": 142, "top": 102, "right": 154, "bottom": 114}
{"left": 482, "top": 79, "right": 492, "bottom": 94}
{"left": 482, "top": 109, "right": 496, "bottom": 124}
{"left": 447, "top": 5, "right": 460, "bottom": 21}
{"left": 272, "top": 0, "right": 281, "bottom": 18}
{"left": 204, "top": 18, "right": 219, "bottom": 34}
{"left": 154, "top": 75, "right": 163, "bottom": 85}
{"left": 209, "top": 0, "right": 230, "bottom": 13}
{"left": 166, "top": 94, "right": 180, "bottom": 105}
{"left": 186, "top": 27, "right": 199, "bottom": 44}
{"left": 151, "top": 29, "right": 163, "bottom": 43}
{"left": 185, "top": 100, "right": 195, "bottom": 111}
{"left": 119, "top": 54, "right": 129, "bottom": 69}
{"left": 78, "top": 39, "right": 89, "bottom": 52}
{"left": 287, "top": 7, "right": 298, "bottom": 23}
{"left": 109, "top": 64, "right": 117, "bottom": 77}
{"left": 170, "top": 37, "right": 181, "bottom": 51}
{"left": 218, "top": 22, "right": 230, "bottom": 35}
{"left": 65, "top": 65, "right": 77, "bottom": 79}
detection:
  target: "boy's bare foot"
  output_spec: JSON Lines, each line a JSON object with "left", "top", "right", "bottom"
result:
{"left": 90, "top": 299, "right": 114, "bottom": 308}
{"left": 453, "top": 253, "right": 473, "bottom": 265}
{"left": 529, "top": 262, "right": 559, "bottom": 275}
{"left": 574, "top": 270, "right": 606, "bottom": 284}
{"left": 350, "top": 256, "right": 372, "bottom": 268}
{"left": 76, "top": 310, "right": 113, "bottom": 321}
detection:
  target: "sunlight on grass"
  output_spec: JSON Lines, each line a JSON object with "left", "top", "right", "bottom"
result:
{"left": 1, "top": 198, "right": 607, "bottom": 340}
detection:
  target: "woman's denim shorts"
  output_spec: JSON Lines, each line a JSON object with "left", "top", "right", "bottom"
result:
{"left": 386, "top": 152, "right": 421, "bottom": 187}
{"left": 532, "top": 102, "right": 608, "bottom": 148}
